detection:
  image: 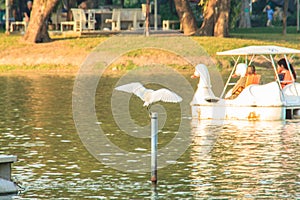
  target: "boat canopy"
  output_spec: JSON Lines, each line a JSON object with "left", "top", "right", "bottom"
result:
{"left": 216, "top": 45, "right": 300, "bottom": 56}
{"left": 216, "top": 45, "right": 300, "bottom": 98}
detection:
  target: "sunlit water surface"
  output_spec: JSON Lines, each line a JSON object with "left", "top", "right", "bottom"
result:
{"left": 0, "top": 75, "right": 299, "bottom": 199}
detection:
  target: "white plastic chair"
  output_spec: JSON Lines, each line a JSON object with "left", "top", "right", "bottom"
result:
{"left": 61, "top": 8, "right": 96, "bottom": 32}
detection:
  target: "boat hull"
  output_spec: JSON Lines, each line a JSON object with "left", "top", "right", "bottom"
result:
{"left": 191, "top": 104, "right": 290, "bottom": 121}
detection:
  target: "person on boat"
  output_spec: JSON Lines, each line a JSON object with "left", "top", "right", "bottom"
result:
{"left": 244, "top": 64, "right": 261, "bottom": 87}
{"left": 277, "top": 58, "right": 296, "bottom": 88}
{"left": 227, "top": 63, "right": 258, "bottom": 99}
{"left": 226, "top": 63, "right": 247, "bottom": 99}
{"left": 247, "top": 64, "right": 256, "bottom": 75}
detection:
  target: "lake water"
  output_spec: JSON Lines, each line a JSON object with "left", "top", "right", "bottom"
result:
{"left": 0, "top": 74, "right": 299, "bottom": 199}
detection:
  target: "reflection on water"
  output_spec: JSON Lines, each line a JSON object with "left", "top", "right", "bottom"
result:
{"left": 0, "top": 75, "right": 299, "bottom": 199}
{"left": 190, "top": 120, "right": 300, "bottom": 199}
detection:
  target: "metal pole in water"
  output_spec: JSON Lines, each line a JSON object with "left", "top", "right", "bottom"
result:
{"left": 151, "top": 112, "right": 158, "bottom": 184}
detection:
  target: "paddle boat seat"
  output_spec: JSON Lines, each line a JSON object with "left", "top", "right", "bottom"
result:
{"left": 225, "top": 74, "right": 261, "bottom": 99}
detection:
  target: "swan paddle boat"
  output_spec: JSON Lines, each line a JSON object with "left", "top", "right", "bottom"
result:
{"left": 191, "top": 45, "right": 300, "bottom": 121}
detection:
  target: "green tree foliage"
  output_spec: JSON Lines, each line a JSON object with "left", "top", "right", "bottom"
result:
{"left": 229, "top": 0, "right": 241, "bottom": 29}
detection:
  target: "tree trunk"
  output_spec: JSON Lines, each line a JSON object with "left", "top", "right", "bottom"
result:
{"left": 197, "top": 0, "right": 217, "bottom": 36}
{"left": 239, "top": 0, "right": 251, "bottom": 28}
{"left": 173, "top": 0, "right": 197, "bottom": 35}
{"left": 145, "top": 0, "right": 150, "bottom": 36}
{"left": 214, "top": 0, "right": 230, "bottom": 37}
{"left": 282, "top": 0, "right": 288, "bottom": 35}
{"left": 197, "top": 0, "right": 230, "bottom": 37}
{"left": 23, "top": 0, "right": 59, "bottom": 43}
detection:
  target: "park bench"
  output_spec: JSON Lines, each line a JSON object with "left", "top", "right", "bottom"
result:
{"left": 10, "top": 21, "right": 27, "bottom": 32}
{"left": 105, "top": 8, "right": 145, "bottom": 31}
{"left": 51, "top": 9, "right": 67, "bottom": 30}
{"left": 61, "top": 8, "right": 96, "bottom": 32}
{"left": 162, "top": 20, "right": 182, "bottom": 31}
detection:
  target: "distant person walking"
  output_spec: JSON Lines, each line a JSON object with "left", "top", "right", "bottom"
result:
{"left": 265, "top": 5, "right": 274, "bottom": 27}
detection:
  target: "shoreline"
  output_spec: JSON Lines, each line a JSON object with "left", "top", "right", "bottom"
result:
{"left": 0, "top": 65, "right": 195, "bottom": 77}
{"left": 0, "top": 44, "right": 196, "bottom": 76}
{"left": 0, "top": 65, "right": 80, "bottom": 76}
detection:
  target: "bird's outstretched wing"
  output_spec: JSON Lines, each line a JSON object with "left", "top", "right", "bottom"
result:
{"left": 115, "top": 82, "right": 147, "bottom": 100}
{"left": 150, "top": 88, "right": 182, "bottom": 104}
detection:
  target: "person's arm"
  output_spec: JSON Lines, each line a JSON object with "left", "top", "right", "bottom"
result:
{"left": 232, "top": 77, "right": 247, "bottom": 94}
{"left": 24, "top": 11, "right": 29, "bottom": 22}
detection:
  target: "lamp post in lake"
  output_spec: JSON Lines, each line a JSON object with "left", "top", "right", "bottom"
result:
{"left": 151, "top": 112, "right": 158, "bottom": 184}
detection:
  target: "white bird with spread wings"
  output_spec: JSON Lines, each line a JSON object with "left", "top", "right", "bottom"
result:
{"left": 115, "top": 82, "right": 182, "bottom": 107}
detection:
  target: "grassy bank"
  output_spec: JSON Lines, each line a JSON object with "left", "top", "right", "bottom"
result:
{"left": 1, "top": 26, "right": 300, "bottom": 74}
{"left": 194, "top": 26, "right": 300, "bottom": 60}
{"left": 0, "top": 34, "right": 107, "bottom": 74}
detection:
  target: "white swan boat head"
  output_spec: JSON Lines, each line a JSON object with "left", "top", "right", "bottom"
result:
{"left": 191, "top": 45, "right": 300, "bottom": 121}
